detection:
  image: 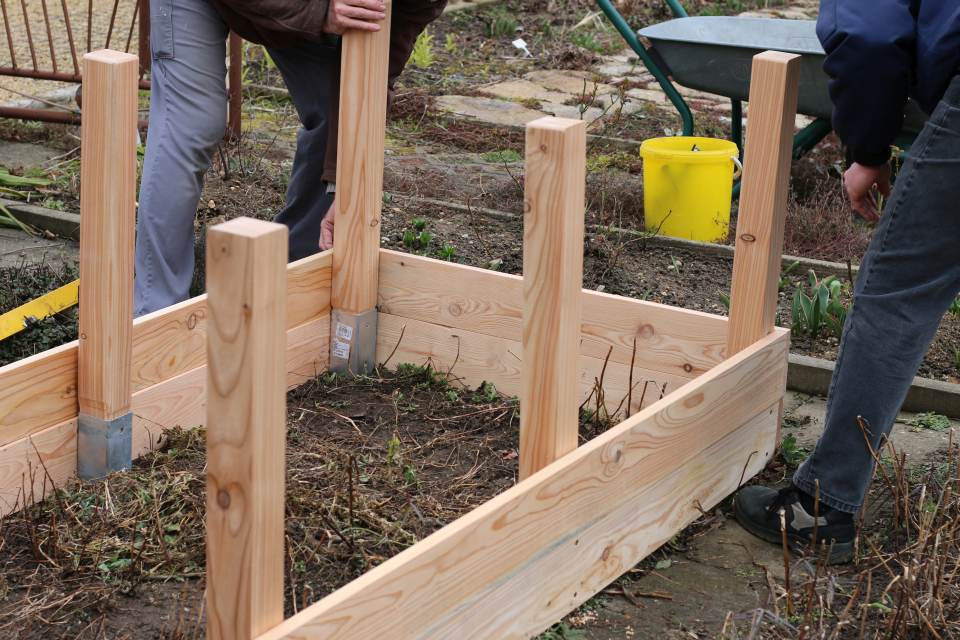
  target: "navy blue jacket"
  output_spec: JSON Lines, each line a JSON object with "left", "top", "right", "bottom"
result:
{"left": 817, "top": 0, "right": 960, "bottom": 165}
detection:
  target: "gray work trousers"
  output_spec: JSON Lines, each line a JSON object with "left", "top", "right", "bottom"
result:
{"left": 793, "top": 75, "right": 960, "bottom": 513}
{"left": 134, "top": 0, "right": 336, "bottom": 316}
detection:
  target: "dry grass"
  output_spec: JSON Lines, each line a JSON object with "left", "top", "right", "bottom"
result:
{"left": 725, "top": 431, "right": 960, "bottom": 639}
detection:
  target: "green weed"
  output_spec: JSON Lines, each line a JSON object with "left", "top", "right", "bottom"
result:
{"left": 444, "top": 33, "right": 458, "bottom": 54}
{"left": 481, "top": 149, "right": 522, "bottom": 163}
{"left": 487, "top": 9, "right": 518, "bottom": 38}
{"left": 949, "top": 296, "right": 960, "bottom": 316}
{"left": 410, "top": 28, "right": 435, "bottom": 69}
{"left": 904, "top": 412, "right": 952, "bottom": 432}
{"left": 779, "top": 434, "right": 808, "bottom": 467}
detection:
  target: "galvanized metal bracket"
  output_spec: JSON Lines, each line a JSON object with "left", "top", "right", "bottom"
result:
{"left": 77, "top": 412, "right": 133, "bottom": 480}
{"left": 329, "top": 308, "right": 378, "bottom": 376}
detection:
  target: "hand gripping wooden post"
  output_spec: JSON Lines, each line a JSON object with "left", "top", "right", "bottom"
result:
{"left": 76, "top": 50, "right": 138, "bottom": 480}
{"left": 519, "top": 117, "right": 587, "bottom": 479}
{"left": 727, "top": 51, "right": 801, "bottom": 356}
{"left": 329, "top": 2, "right": 392, "bottom": 375}
{"left": 205, "top": 218, "right": 288, "bottom": 640}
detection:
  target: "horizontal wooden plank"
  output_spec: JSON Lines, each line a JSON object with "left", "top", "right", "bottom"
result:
{"left": 378, "top": 313, "right": 690, "bottom": 417}
{"left": 418, "top": 404, "right": 779, "bottom": 638}
{"left": 378, "top": 250, "right": 728, "bottom": 380}
{"left": 0, "top": 342, "right": 78, "bottom": 448}
{"left": 0, "top": 316, "right": 330, "bottom": 517}
{"left": 261, "top": 329, "right": 788, "bottom": 640}
{"left": 0, "top": 251, "right": 332, "bottom": 447}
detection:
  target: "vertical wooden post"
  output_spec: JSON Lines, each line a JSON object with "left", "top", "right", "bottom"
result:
{"left": 519, "top": 117, "right": 586, "bottom": 480}
{"left": 76, "top": 49, "right": 138, "bottom": 480}
{"left": 205, "top": 217, "right": 287, "bottom": 640}
{"left": 727, "top": 51, "right": 801, "bottom": 356}
{"left": 329, "top": 1, "right": 392, "bottom": 375}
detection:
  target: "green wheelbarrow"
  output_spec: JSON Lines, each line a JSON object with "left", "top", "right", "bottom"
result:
{"left": 597, "top": 0, "right": 926, "bottom": 187}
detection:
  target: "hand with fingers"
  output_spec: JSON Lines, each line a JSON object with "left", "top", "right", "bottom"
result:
{"left": 323, "top": 0, "right": 387, "bottom": 34}
{"left": 843, "top": 161, "right": 892, "bottom": 224}
{"left": 319, "top": 200, "right": 335, "bottom": 251}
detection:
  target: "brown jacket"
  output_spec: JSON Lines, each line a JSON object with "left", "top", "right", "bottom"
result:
{"left": 211, "top": 0, "right": 447, "bottom": 182}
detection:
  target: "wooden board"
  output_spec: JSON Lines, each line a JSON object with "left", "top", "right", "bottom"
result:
{"left": 330, "top": 6, "right": 392, "bottom": 314}
{"left": 727, "top": 52, "right": 801, "bottom": 355}
{"left": 0, "top": 314, "right": 329, "bottom": 518}
{"left": 521, "top": 117, "right": 586, "bottom": 478}
{"left": 378, "top": 313, "right": 688, "bottom": 417}
{"left": 77, "top": 50, "right": 138, "bottom": 420}
{"left": 206, "top": 218, "right": 287, "bottom": 639}
{"left": 0, "top": 343, "right": 78, "bottom": 448}
{"left": 258, "top": 329, "right": 788, "bottom": 639}
{"left": 378, "top": 250, "right": 728, "bottom": 378}
{"left": 0, "top": 251, "right": 332, "bottom": 447}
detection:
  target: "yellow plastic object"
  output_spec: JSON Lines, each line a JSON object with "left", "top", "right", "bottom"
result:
{"left": 0, "top": 279, "right": 79, "bottom": 342}
{"left": 639, "top": 136, "right": 741, "bottom": 243}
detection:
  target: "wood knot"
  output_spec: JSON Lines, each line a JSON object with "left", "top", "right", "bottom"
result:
{"left": 740, "top": 233, "right": 756, "bottom": 243}
{"left": 448, "top": 302, "right": 463, "bottom": 317}
{"left": 523, "top": 200, "right": 532, "bottom": 215}
{"left": 186, "top": 311, "right": 204, "bottom": 330}
{"left": 370, "top": 218, "right": 380, "bottom": 227}
{"left": 638, "top": 324, "right": 655, "bottom": 340}
{"left": 683, "top": 363, "right": 694, "bottom": 373}
{"left": 684, "top": 392, "right": 704, "bottom": 409}
{"left": 79, "top": 332, "right": 87, "bottom": 340}
{"left": 217, "top": 489, "right": 231, "bottom": 509}
{"left": 540, "top": 144, "right": 547, "bottom": 152}
{"left": 602, "top": 545, "right": 612, "bottom": 561}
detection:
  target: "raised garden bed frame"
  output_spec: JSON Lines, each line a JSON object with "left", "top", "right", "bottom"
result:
{"left": 0, "top": 12, "right": 801, "bottom": 639}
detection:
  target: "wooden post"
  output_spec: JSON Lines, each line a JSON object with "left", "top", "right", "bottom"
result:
{"left": 205, "top": 217, "right": 287, "bottom": 640}
{"left": 329, "top": 1, "right": 392, "bottom": 375}
{"left": 76, "top": 50, "right": 138, "bottom": 480}
{"left": 519, "top": 117, "right": 586, "bottom": 480}
{"left": 727, "top": 51, "right": 801, "bottom": 356}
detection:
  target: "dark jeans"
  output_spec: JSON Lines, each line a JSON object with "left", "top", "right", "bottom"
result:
{"left": 793, "top": 75, "right": 960, "bottom": 513}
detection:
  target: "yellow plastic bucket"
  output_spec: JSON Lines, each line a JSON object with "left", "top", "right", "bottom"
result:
{"left": 639, "top": 136, "right": 742, "bottom": 243}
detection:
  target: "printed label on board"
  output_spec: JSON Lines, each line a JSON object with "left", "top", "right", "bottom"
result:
{"left": 336, "top": 322, "right": 354, "bottom": 342}
{"left": 333, "top": 340, "right": 350, "bottom": 360}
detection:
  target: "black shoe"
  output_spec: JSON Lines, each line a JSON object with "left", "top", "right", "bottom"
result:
{"left": 734, "top": 484, "right": 856, "bottom": 564}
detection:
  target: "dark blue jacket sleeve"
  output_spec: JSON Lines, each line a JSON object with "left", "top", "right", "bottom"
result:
{"left": 817, "top": 0, "right": 915, "bottom": 165}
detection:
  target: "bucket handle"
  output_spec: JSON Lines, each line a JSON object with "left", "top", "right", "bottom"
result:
{"left": 732, "top": 156, "right": 743, "bottom": 181}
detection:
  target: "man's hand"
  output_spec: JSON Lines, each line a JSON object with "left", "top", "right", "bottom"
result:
{"left": 844, "top": 162, "right": 892, "bottom": 223}
{"left": 323, "top": 0, "right": 386, "bottom": 34}
{"left": 319, "top": 200, "right": 335, "bottom": 251}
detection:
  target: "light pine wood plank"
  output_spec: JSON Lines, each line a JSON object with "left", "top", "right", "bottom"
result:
{"left": 259, "top": 330, "right": 788, "bottom": 640}
{"left": 205, "top": 218, "right": 287, "bottom": 640}
{"left": 131, "top": 250, "right": 332, "bottom": 393}
{"left": 727, "top": 52, "right": 801, "bottom": 356}
{"left": 0, "top": 342, "right": 78, "bottom": 448}
{"left": 77, "top": 50, "right": 138, "bottom": 420}
{"left": 377, "top": 313, "right": 688, "bottom": 417}
{"left": 378, "top": 250, "right": 728, "bottom": 377}
{"left": 0, "top": 252, "right": 332, "bottom": 446}
{"left": 0, "top": 417, "right": 76, "bottom": 518}
{"left": 330, "top": 7, "right": 392, "bottom": 314}
{"left": 403, "top": 404, "right": 779, "bottom": 638}
{"left": 521, "top": 117, "right": 586, "bottom": 478}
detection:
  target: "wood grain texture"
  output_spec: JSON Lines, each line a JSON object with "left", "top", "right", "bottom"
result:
{"left": 727, "top": 51, "right": 801, "bottom": 356}
{"left": 378, "top": 250, "right": 728, "bottom": 378}
{"left": 378, "top": 313, "right": 688, "bottom": 417}
{"left": 0, "top": 251, "right": 332, "bottom": 447}
{"left": 0, "top": 417, "right": 76, "bottom": 517}
{"left": 0, "top": 342, "right": 78, "bottom": 448}
{"left": 131, "top": 250, "right": 332, "bottom": 393}
{"left": 78, "top": 50, "right": 139, "bottom": 420}
{"left": 0, "top": 314, "right": 330, "bottom": 518}
{"left": 330, "top": 5, "right": 392, "bottom": 314}
{"left": 205, "top": 218, "right": 287, "bottom": 640}
{"left": 259, "top": 329, "right": 789, "bottom": 640}
{"left": 521, "top": 117, "right": 586, "bottom": 478}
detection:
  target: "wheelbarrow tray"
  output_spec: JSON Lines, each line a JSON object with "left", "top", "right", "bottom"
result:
{"left": 640, "top": 16, "right": 926, "bottom": 132}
